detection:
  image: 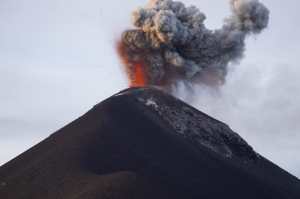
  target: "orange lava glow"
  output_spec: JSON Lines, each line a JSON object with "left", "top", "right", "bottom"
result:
{"left": 116, "top": 41, "right": 147, "bottom": 87}
{"left": 130, "top": 63, "right": 147, "bottom": 87}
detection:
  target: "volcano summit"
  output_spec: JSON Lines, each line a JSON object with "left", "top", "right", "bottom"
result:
{"left": 0, "top": 87, "right": 299, "bottom": 199}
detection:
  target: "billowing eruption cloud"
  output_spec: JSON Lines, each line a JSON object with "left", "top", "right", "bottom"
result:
{"left": 118, "top": 0, "right": 269, "bottom": 88}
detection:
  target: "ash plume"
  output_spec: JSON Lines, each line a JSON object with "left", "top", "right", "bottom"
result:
{"left": 118, "top": 0, "right": 269, "bottom": 88}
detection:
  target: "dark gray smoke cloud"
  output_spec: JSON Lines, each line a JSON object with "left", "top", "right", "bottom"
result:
{"left": 120, "top": 0, "right": 269, "bottom": 87}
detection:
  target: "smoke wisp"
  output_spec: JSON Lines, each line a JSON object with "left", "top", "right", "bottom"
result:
{"left": 118, "top": 0, "right": 269, "bottom": 89}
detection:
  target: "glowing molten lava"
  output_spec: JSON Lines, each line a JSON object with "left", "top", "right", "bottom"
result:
{"left": 130, "top": 63, "right": 146, "bottom": 87}
{"left": 117, "top": 41, "right": 147, "bottom": 87}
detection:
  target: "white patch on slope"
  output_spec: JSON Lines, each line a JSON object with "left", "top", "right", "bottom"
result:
{"left": 145, "top": 98, "right": 159, "bottom": 109}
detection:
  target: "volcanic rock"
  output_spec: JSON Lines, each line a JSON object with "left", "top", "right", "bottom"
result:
{"left": 0, "top": 87, "right": 299, "bottom": 199}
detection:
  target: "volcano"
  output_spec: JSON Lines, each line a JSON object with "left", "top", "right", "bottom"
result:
{"left": 0, "top": 87, "right": 299, "bottom": 199}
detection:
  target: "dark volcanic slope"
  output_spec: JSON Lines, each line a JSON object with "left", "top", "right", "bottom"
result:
{"left": 0, "top": 87, "right": 299, "bottom": 199}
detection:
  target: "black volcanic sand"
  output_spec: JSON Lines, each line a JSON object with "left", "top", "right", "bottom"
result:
{"left": 0, "top": 87, "right": 299, "bottom": 199}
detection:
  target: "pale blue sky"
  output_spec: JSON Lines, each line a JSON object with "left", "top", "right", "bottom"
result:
{"left": 0, "top": 0, "right": 299, "bottom": 177}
